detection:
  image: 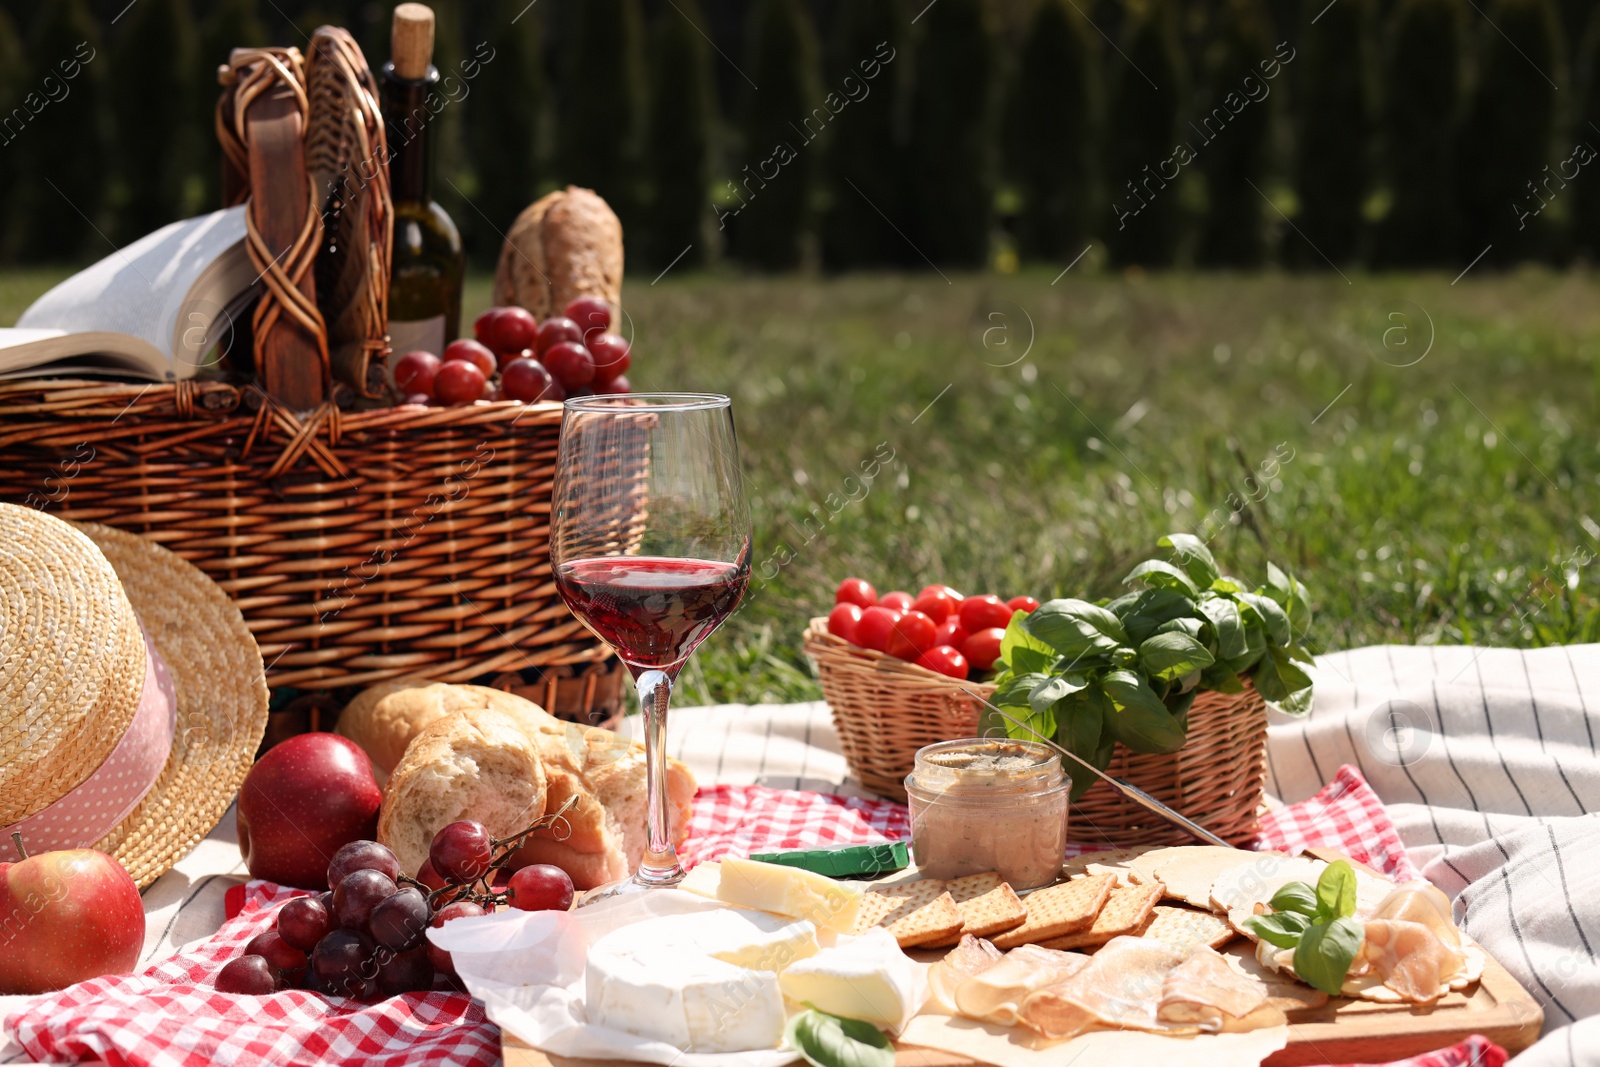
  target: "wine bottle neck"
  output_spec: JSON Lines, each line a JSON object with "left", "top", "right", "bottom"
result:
{"left": 381, "top": 62, "right": 439, "bottom": 206}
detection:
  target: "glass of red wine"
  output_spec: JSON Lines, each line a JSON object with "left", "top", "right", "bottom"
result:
{"left": 551, "top": 393, "right": 750, "bottom": 894}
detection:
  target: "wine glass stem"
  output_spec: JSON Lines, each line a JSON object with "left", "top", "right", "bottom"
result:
{"left": 634, "top": 668, "right": 685, "bottom": 887}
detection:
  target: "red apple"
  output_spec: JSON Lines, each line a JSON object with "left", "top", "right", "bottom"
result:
{"left": 0, "top": 840, "right": 143, "bottom": 994}
{"left": 237, "top": 733, "right": 382, "bottom": 890}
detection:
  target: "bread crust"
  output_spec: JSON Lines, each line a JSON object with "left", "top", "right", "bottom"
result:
{"left": 377, "top": 704, "right": 549, "bottom": 879}
{"left": 491, "top": 185, "right": 622, "bottom": 320}
{"left": 344, "top": 680, "right": 696, "bottom": 889}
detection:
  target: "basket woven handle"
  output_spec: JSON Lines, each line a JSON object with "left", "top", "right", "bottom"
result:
{"left": 221, "top": 48, "right": 331, "bottom": 411}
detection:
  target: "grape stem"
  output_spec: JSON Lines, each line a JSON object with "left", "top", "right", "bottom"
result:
{"left": 423, "top": 795, "right": 583, "bottom": 908}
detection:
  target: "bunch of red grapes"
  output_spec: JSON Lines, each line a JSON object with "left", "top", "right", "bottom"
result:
{"left": 214, "top": 819, "right": 575, "bottom": 999}
{"left": 393, "top": 295, "right": 632, "bottom": 406}
{"left": 827, "top": 578, "right": 1041, "bottom": 681}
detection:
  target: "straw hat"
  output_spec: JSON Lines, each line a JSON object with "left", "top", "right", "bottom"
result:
{"left": 0, "top": 506, "right": 268, "bottom": 887}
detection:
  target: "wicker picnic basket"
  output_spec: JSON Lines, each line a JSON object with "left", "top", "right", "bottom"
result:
{"left": 0, "top": 383, "right": 630, "bottom": 726}
{"left": 0, "top": 31, "right": 632, "bottom": 729}
{"left": 802, "top": 618, "right": 1270, "bottom": 846}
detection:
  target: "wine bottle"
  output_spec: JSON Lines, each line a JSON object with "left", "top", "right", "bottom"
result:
{"left": 382, "top": 3, "right": 464, "bottom": 366}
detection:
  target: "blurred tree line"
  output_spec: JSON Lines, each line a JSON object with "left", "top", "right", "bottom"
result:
{"left": 1, "top": 0, "right": 1598, "bottom": 273}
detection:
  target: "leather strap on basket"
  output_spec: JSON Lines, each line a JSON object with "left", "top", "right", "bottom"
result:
{"left": 306, "top": 27, "right": 393, "bottom": 400}
{"left": 219, "top": 47, "right": 331, "bottom": 411}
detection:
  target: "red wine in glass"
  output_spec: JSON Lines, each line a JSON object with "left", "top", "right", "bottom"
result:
{"left": 554, "top": 556, "right": 748, "bottom": 670}
{"left": 550, "top": 393, "right": 751, "bottom": 896}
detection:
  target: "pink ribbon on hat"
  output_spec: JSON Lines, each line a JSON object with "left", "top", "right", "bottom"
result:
{"left": 1, "top": 624, "right": 177, "bottom": 855}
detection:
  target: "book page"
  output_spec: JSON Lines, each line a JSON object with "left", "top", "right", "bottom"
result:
{"left": 17, "top": 207, "right": 249, "bottom": 375}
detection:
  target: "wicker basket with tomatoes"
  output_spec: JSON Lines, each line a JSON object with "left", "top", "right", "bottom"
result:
{"left": 802, "top": 535, "right": 1317, "bottom": 846}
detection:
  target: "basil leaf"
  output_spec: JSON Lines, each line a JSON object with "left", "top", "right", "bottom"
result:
{"left": 1024, "top": 599, "right": 1128, "bottom": 661}
{"left": 1100, "top": 671, "right": 1187, "bottom": 753}
{"left": 1138, "top": 631, "right": 1215, "bottom": 681}
{"left": 1293, "top": 916, "right": 1364, "bottom": 996}
{"left": 1253, "top": 645, "right": 1314, "bottom": 713}
{"left": 1198, "top": 595, "right": 1248, "bottom": 660}
{"left": 1243, "top": 910, "right": 1311, "bottom": 949}
{"left": 1238, "top": 592, "right": 1291, "bottom": 646}
{"left": 1266, "top": 562, "right": 1314, "bottom": 635}
{"left": 1159, "top": 533, "right": 1220, "bottom": 586}
{"left": 1200, "top": 661, "right": 1246, "bottom": 693}
{"left": 1110, "top": 587, "right": 1197, "bottom": 644}
{"left": 1164, "top": 687, "right": 1197, "bottom": 731}
{"left": 1315, "top": 860, "right": 1357, "bottom": 921}
{"left": 785, "top": 1009, "right": 894, "bottom": 1067}
{"left": 1073, "top": 728, "right": 1118, "bottom": 802}
{"left": 1123, "top": 559, "right": 1200, "bottom": 597}
{"left": 1268, "top": 881, "right": 1319, "bottom": 916}
{"left": 1055, "top": 687, "right": 1104, "bottom": 781}
{"left": 1211, "top": 576, "right": 1244, "bottom": 594}
{"left": 1030, "top": 672, "right": 1089, "bottom": 713}
{"left": 992, "top": 671, "right": 1049, "bottom": 709}
{"left": 999, "top": 615, "right": 1056, "bottom": 675}
{"left": 1152, "top": 615, "right": 1209, "bottom": 646}
{"left": 1028, "top": 598, "right": 1129, "bottom": 641}
{"left": 1226, "top": 614, "right": 1267, "bottom": 674}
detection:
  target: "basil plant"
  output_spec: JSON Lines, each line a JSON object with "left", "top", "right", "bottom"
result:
{"left": 985, "top": 534, "right": 1314, "bottom": 800}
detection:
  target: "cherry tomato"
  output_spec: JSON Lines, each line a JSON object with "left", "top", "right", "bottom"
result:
{"left": 918, "top": 584, "right": 965, "bottom": 607}
{"left": 961, "top": 627, "right": 1007, "bottom": 672}
{"left": 879, "top": 590, "right": 914, "bottom": 612}
{"left": 934, "top": 618, "right": 969, "bottom": 648}
{"left": 911, "top": 589, "right": 958, "bottom": 623}
{"left": 959, "top": 595, "right": 1013, "bottom": 633}
{"left": 885, "top": 609, "right": 937, "bottom": 661}
{"left": 1007, "top": 595, "right": 1041, "bottom": 614}
{"left": 916, "top": 645, "right": 969, "bottom": 680}
{"left": 855, "top": 606, "right": 901, "bottom": 653}
{"left": 827, "top": 603, "right": 864, "bottom": 644}
{"left": 835, "top": 577, "right": 877, "bottom": 608}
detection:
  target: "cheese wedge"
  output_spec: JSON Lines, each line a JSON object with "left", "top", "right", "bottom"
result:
{"left": 717, "top": 856, "right": 863, "bottom": 933}
{"left": 587, "top": 942, "right": 786, "bottom": 1052}
{"left": 585, "top": 909, "right": 816, "bottom": 1052}
{"left": 778, "top": 927, "right": 921, "bottom": 1029}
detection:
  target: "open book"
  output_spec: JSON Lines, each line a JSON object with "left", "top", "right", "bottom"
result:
{"left": 0, "top": 207, "right": 258, "bottom": 382}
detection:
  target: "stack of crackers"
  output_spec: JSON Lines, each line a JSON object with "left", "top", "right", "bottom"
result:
{"left": 854, "top": 845, "right": 1261, "bottom": 957}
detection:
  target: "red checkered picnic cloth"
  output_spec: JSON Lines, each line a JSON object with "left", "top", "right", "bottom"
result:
{"left": 1255, "top": 763, "right": 1422, "bottom": 883}
{"left": 5, "top": 881, "right": 500, "bottom": 1067}
{"left": 4, "top": 766, "right": 1497, "bottom": 1067}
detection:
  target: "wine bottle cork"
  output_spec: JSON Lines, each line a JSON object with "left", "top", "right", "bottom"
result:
{"left": 391, "top": 3, "right": 435, "bottom": 80}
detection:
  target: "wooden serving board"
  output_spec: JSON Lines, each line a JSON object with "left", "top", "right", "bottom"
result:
{"left": 502, "top": 950, "right": 1542, "bottom": 1067}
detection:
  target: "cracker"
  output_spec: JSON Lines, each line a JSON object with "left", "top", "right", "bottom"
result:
{"left": 1128, "top": 846, "right": 1280, "bottom": 910}
{"left": 925, "top": 872, "right": 1027, "bottom": 945}
{"left": 1140, "top": 905, "right": 1238, "bottom": 953}
{"left": 1036, "top": 881, "right": 1162, "bottom": 950}
{"left": 1064, "top": 848, "right": 1143, "bottom": 886}
{"left": 859, "top": 879, "right": 966, "bottom": 947}
{"left": 990, "top": 874, "right": 1114, "bottom": 949}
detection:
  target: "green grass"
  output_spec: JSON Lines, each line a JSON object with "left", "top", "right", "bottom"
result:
{"left": 11, "top": 268, "right": 1600, "bottom": 704}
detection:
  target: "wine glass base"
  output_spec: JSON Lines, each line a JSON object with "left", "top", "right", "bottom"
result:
{"left": 574, "top": 865, "right": 688, "bottom": 908}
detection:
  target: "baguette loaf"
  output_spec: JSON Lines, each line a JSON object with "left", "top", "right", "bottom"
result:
{"left": 344, "top": 681, "right": 695, "bottom": 889}
{"left": 492, "top": 186, "right": 623, "bottom": 320}
{"left": 337, "top": 681, "right": 542, "bottom": 784}
{"left": 376, "top": 705, "right": 548, "bottom": 880}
